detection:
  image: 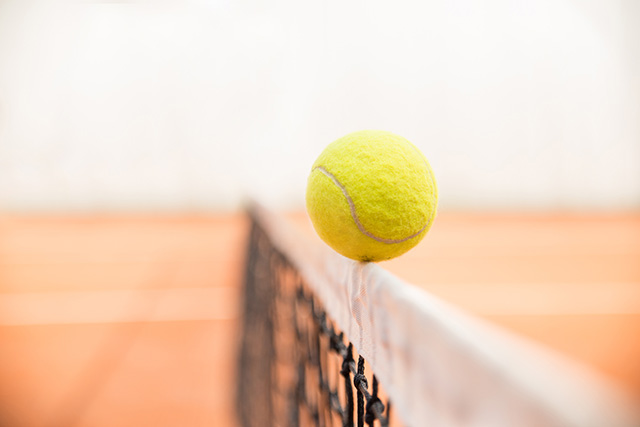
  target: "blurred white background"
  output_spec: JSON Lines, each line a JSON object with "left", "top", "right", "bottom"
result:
{"left": 0, "top": 0, "right": 638, "bottom": 212}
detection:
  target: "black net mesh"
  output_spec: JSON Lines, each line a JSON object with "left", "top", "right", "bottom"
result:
{"left": 238, "top": 217, "right": 392, "bottom": 427}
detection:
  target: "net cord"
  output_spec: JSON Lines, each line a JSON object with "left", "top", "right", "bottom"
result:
{"left": 243, "top": 202, "right": 640, "bottom": 427}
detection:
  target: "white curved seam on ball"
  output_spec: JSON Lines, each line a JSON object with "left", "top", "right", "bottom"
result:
{"left": 314, "top": 166, "right": 428, "bottom": 244}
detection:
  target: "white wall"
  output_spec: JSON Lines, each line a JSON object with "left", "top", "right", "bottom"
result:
{"left": 0, "top": 0, "right": 638, "bottom": 212}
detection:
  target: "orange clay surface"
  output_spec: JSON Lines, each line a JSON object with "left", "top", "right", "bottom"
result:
{"left": 0, "top": 211, "right": 638, "bottom": 426}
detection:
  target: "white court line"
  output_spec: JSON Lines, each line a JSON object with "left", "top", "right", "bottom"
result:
{"left": 0, "top": 287, "right": 240, "bottom": 325}
{"left": 417, "top": 282, "right": 640, "bottom": 316}
{"left": 2, "top": 282, "right": 638, "bottom": 325}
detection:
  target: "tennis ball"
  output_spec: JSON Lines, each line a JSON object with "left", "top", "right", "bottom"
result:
{"left": 306, "top": 130, "right": 438, "bottom": 262}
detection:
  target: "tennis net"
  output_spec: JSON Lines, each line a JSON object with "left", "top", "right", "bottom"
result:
{"left": 237, "top": 203, "right": 639, "bottom": 427}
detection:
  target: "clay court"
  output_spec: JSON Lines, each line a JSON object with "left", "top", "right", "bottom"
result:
{"left": 0, "top": 211, "right": 638, "bottom": 426}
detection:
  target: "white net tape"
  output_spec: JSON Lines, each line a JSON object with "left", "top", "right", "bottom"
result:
{"left": 251, "top": 202, "right": 639, "bottom": 427}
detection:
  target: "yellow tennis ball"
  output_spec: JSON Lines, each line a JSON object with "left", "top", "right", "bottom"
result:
{"left": 306, "top": 130, "right": 438, "bottom": 262}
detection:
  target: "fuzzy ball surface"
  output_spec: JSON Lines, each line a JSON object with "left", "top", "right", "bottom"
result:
{"left": 306, "top": 130, "right": 438, "bottom": 262}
